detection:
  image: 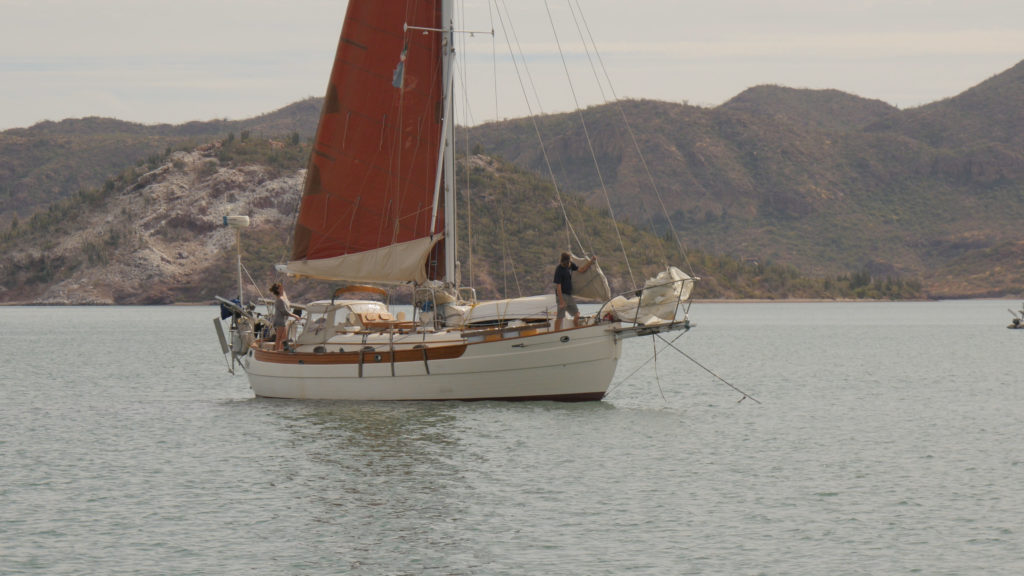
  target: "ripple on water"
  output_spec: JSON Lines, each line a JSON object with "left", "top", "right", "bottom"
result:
{"left": 3, "top": 303, "right": 1024, "bottom": 574}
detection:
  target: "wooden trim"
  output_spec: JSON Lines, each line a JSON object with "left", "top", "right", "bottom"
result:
{"left": 460, "top": 320, "right": 550, "bottom": 339}
{"left": 253, "top": 389, "right": 606, "bottom": 402}
{"left": 360, "top": 320, "right": 418, "bottom": 331}
{"left": 453, "top": 391, "right": 605, "bottom": 402}
{"left": 252, "top": 342, "right": 468, "bottom": 365}
{"left": 332, "top": 285, "right": 388, "bottom": 299}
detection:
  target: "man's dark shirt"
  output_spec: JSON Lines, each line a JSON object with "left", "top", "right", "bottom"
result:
{"left": 553, "top": 262, "right": 578, "bottom": 295}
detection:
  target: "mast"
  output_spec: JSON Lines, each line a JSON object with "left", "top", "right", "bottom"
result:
{"left": 428, "top": 0, "right": 457, "bottom": 286}
{"left": 442, "top": 0, "right": 458, "bottom": 285}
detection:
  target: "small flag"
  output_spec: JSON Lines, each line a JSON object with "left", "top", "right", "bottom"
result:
{"left": 392, "top": 60, "right": 405, "bottom": 88}
{"left": 392, "top": 44, "right": 408, "bottom": 89}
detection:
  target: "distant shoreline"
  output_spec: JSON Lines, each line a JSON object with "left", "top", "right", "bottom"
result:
{"left": 3, "top": 296, "right": 1023, "bottom": 307}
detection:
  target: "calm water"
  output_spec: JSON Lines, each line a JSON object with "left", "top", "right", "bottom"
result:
{"left": 2, "top": 301, "right": 1023, "bottom": 575}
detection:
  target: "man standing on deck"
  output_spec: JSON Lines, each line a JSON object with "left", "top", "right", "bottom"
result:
{"left": 553, "top": 252, "right": 595, "bottom": 331}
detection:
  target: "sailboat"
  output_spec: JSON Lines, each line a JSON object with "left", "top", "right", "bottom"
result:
{"left": 214, "top": 0, "right": 695, "bottom": 401}
{"left": 1009, "top": 303, "right": 1024, "bottom": 329}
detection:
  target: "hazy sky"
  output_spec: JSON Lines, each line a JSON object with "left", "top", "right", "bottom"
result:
{"left": 2, "top": 0, "right": 1022, "bottom": 130}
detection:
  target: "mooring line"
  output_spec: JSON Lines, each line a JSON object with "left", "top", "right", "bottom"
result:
{"left": 655, "top": 334, "right": 762, "bottom": 404}
{"left": 651, "top": 336, "right": 666, "bottom": 403}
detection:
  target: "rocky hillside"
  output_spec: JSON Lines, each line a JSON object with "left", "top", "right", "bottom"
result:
{"left": 1, "top": 141, "right": 302, "bottom": 304}
{"left": 0, "top": 99, "right": 320, "bottom": 227}
{"left": 1, "top": 133, "right": 914, "bottom": 304}
{"left": 5, "top": 59, "right": 1024, "bottom": 300}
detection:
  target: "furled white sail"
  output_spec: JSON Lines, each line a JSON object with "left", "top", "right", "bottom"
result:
{"left": 286, "top": 236, "right": 441, "bottom": 284}
{"left": 599, "top": 267, "right": 693, "bottom": 325}
{"left": 570, "top": 255, "right": 612, "bottom": 301}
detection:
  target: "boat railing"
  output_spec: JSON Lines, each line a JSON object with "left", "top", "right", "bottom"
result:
{"left": 596, "top": 274, "right": 694, "bottom": 330}
{"left": 457, "top": 286, "right": 478, "bottom": 304}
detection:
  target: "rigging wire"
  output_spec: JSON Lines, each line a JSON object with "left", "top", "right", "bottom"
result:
{"left": 566, "top": 0, "right": 669, "bottom": 268}
{"left": 454, "top": 29, "right": 527, "bottom": 299}
{"left": 488, "top": 0, "right": 521, "bottom": 298}
{"left": 542, "top": 0, "right": 636, "bottom": 290}
{"left": 499, "top": 178, "right": 526, "bottom": 298}
{"left": 456, "top": 48, "right": 528, "bottom": 299}
{"left": 608, "top": 328, "right": 688, "bottom": 396}
{"left": 489, "top": 0, "right": 499, "bottom": 120}
{"left": 492, "top": 0, "right": 586, "bottom": 257}
{"left": 453, "top": 72, "right": 524, "bottom": 300}
{"left": 569, "top": 0, "right": 696, "bottom": 279}
{"left": 567, "top": 0, "right": 607, "bottom": 103}
{"left": 502, "top": 3, "right": 596, "bottom": 261}
{"left": 496, "top": 0, "right": 547, "bottom": 116}
{"left": 386, "top": 4, "right": 413, "bottom": 251}
{"left": 499, "top": 211, "right": 523, "bottom": 297}
{"left": 240, "top": 260, "right": 267, "bottom": 313}
{"left": 655, "top": 333, "right": 762, "bottom": 404}
{"left": 652, "top": 336, "right": 667, "bottom": 403}
{"left": 608, "top": 329, "right": 760, "bottom": 404}
{"left": 457, "top": 0, "right": 475, "bottom": 291}
{"left": 498, "top": 3, "right": 596, "bottom": 260}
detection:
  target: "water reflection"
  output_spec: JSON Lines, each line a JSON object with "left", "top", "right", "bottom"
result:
{"left": 252, "top": 400, "right": 473, "bottom": 570}
{"left": 265, "top": 399, "right": 461, "bottom": 479}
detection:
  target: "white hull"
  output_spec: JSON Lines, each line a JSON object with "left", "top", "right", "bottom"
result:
{"left": 244, "top": 323, "right": 621, "bottom": 401}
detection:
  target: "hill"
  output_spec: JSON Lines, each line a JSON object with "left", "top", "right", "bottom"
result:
{"left": 465, "top": 59, "right": 1024, "bottom": 297}
{"left": 869, "top": 59, "right": 1024, "bottom": 149}
{"left": 721, "top": 86, "right": 897, "bottom": 133}
{"left": 0, "top": 99, "right": 320, "bottom": 227}
{"left": 0, "top": 136, "right": 306, "bottom": 304}
{"left": 0, "top": 134, "right": 902, "bottom": 304}
{"left": 6, "top": 59, "right": 1024, "bottom": 299}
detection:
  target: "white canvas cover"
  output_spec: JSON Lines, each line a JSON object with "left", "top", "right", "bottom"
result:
{"left": 444, "top": 294, "right": 557, "bottom": 327}
{"left": 599, "top": 267, "right": 694, "bottom": 325}
{"left": 285, "top": 236, "right": 441, "bottom": 284}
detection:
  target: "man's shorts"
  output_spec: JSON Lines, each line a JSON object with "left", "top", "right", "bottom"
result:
{"left": 558, "top": 294, "right": 579, "bottom": 317}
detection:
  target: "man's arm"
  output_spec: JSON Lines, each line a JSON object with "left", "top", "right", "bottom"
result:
{"left": 580, "top": 255, "right": 597, "bottom": 273}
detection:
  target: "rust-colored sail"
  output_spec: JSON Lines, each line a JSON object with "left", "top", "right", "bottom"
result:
{"left": 288, "top": 0, "right": 445, "bottom": 284}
